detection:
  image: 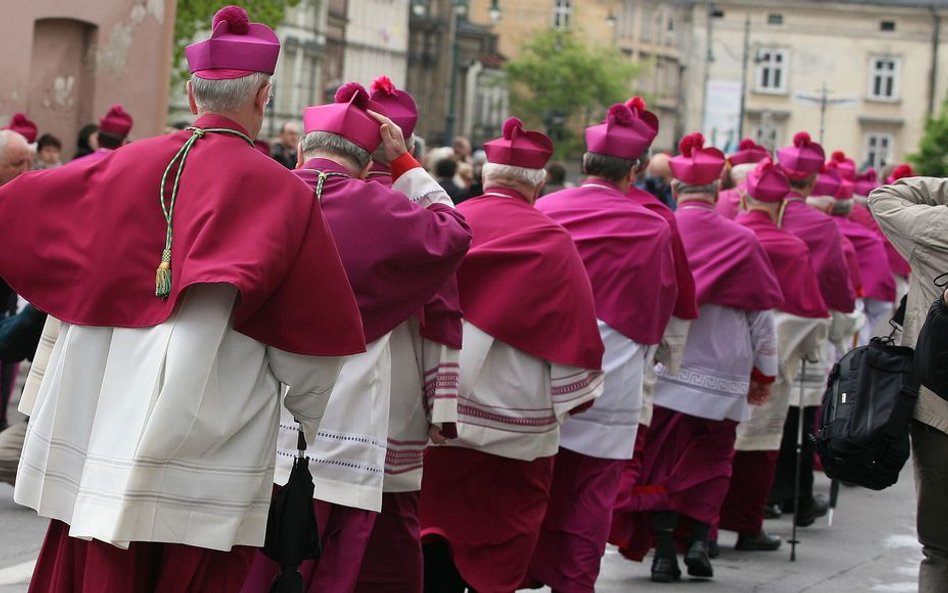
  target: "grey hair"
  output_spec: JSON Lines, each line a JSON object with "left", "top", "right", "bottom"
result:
{"left": 832, "top": 199, "right": 854, "bottom": 216}
{"left": 745, "top": 195, "right": 779, "bottom": 208}
{"left": 730, "top": 163, "right": 756, "bottom": 184}
{"left": 190, "top": 72, "right": 271, "bottom": 113}
{"left": 673, "top": 180, "right": 719, "bottom": 196}
{"left": 301, "top": 131, "right": 371, "bottom": 169}
{"left": 805, "top": 195, "right": 835, "bottom": 211}
{"left": 483, "top": 162, "right": 547, "bottom": 189}
{"left": 582, "top": 152, "right": 640, "bottom": 183}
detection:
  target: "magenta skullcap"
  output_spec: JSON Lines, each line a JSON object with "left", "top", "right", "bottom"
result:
{"left": 886, "top": 164, "right": 915, "bottom": 185}
{"left": 369, "top": 76, "right": 418, "bottom": 138}
{"left": 728, "top": 138, "right": 770, "bottom": 166}
{"left": 836, "top": 178, "right": 855, "bottom": 200}
{"left": 585, "top": 97, "right": 659, "bottom": 161}
{"left": 186, "top": 6, "right": 281, "bottom": 80}
{"left": 777, "top": 132, "right": 825, "bottom": 180}
{"left": 827, "top": 150, "right": 856, "bottom": 181}
{"left": 303, "top": 82, "right": 385, "bottom": 153}
{"left": 669, "top": 133, "right": 726, "bottom": 186}
{"left": 98, "top": 104, "right": 133, "bottom": 137}
{"left": 853, "top": 168, "right": 879, "bottom": 197}
{"left": 811, "top": 166, "right": 842, "bottom": 198}
{"left": 746, "top": 158, "right": 791, "bottom": 203}
{"left": 483, "top": 117, "right": 554, "bottom": 170}
{"left": 4, "top": 113, "right": 37, "bottom": 143}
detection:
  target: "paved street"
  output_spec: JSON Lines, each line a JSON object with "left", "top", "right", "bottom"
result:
{"left": 0, "top": 395, "right": 921, "bottom": 593}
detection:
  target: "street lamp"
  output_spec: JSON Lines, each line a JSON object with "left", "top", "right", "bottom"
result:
{"left": 489, "top": 0, "right": 502, "bottom": 23}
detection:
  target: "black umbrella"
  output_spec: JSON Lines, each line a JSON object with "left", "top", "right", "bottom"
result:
{"left": 263, "top": 423, "right": 321, "bottom": 593}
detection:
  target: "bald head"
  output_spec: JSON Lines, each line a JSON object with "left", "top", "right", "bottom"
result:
{"left": 647, "top": 152, "right": 672, "bottom": 180}
{"left": 0, "top": 130, "right": 32, "bottom": 186}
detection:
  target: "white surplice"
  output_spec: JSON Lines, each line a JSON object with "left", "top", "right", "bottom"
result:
{"left": 654, "top": 305, "right": 777, "bottom": 423}
{"left": 15, "top": 285, "right": 346, "bottom": 551}
{"left": 441, "top": 321, "right": 604, "bottom": 462}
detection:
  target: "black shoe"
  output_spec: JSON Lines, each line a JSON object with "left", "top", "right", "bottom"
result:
{"left": 794, "top": 494, "right": 829, "bottom": 527}
{"left": 764, "top": 503, "right": 783, "bottom": 519}
{"left": 707, "top": 539, "right": 720, "bottom": 559}
{"left": 650, "top": 556, "right": 682, "bottom": 583}
{"left": 735, "top": 530, "right": 783, "bottom": 551}
{"left": 684, "top": 541, "right": 714, "bottom": 578}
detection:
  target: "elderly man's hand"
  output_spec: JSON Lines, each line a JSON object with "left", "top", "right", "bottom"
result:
{"left": 428, "top": 424, "right": 448, "bottom": 445}
{"left": 367, "top": 109, "right": 407, "bottom": 163}
{"left": 748, "top": 380, "right": 773, "bottom": 406}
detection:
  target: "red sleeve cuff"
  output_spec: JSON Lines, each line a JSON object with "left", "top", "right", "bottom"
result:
{"left": 390, "top": 153, "right": 421, "bottom": 181}
{"left": 751, "top": 367, "right": 776, "bottom": 384}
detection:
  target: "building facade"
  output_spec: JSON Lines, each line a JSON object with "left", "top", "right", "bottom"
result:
{"left": 2, "top": 0, "right": 176, "bottom": 158}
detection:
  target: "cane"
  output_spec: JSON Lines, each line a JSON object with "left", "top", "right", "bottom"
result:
{"left": 789, "top": 358, "right": 806, "bottom": 562}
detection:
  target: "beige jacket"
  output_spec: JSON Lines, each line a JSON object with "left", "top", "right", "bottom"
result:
{"left": 870, "top": 177, "right": 948, "bottom": 434}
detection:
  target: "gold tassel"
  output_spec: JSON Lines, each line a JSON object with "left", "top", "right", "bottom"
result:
{"left": 155, "top": 250, "right": 172, "bottom": 298}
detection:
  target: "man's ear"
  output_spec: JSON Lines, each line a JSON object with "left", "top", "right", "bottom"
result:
{"left": 255, "top": 82, "right": 272, "bottom": 114}
{"left": 295, "top": 141, "right": 304, "bottom": 169}
{"left": 359, "top": 158, "right": 374, "bottom": 180}
{"left": 186, "top": 81, "right": 199, "bottom": 115}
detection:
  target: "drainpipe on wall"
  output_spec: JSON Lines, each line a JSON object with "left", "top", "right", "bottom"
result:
{"left": 929, "top": 6, "right": 940, "bottom": 117}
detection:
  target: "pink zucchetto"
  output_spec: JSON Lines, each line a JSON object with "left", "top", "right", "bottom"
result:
{"left": 746, "top": 158, "right": 791, "bottom": 203}
{"left": 303, "top": 82, "right": 385, "bottom": 153}
{"left": 584, "top": 97, "right": 659, "bottom": 161}
{"left": 669, "top": 132, "right": 726, "bottom": 186}
{"left": 483, "top": 117, "right": 554, "bottom": 170}
{"left": 4, "top": 113, "right": 37, "bottom": 143}
{"left": 886, "top": 164, "right": 915, "bottom": 184}
{"left": 369, "top": 76, "right": 418, "bottom": 138}
{"left": 777, "top": 132, "right": 825, "bottom": 180}
{"left": 853, "top": 168, "right": 879, "bottom": 196}
{"left": 836, "top": 178, "right": 855, "bottom": 200}
{"left": 185, "top": 6, "right": 281, "bottom": 80}
{"left": 728, "top": 137, "right": 770, "bottom": 166}
{"left": 98, "top": 104, "right": 133, "bottom": 137}
{"left": 827, "top": 150, "right": 856, "bottom": 181}
{"left": 811, "top": 166, "right": 842, "bottom": 198}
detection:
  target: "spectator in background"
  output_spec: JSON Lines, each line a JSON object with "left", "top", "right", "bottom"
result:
{"left": 457, "top": 150, "right": 486, "bottom": 203}
{"left": 73, "top": 124, "right": 98, "bottom": 160}
{"left": 271, "top": 120, "right": 300, "bottom": 168}
{"left": 642, "top": 152, "right": 676, "bottom": 210}
{"left": 541, "top": 161, "right": 568, "bottom": 196}
{"left": 34, "top": 134, "right": 63, "bottom": 170}
{"left": 435, "top": 157, "right": 463, "bottom": 203}
{"left": 453, "top": 135, "right": 472, "bottom": 163}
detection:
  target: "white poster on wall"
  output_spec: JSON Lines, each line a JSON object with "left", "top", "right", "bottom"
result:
{"left": 702, "top": 79, "right": 743, "bottom": 153}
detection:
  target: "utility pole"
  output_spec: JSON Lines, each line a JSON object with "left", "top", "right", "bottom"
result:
{"left": 444, "top": 0, "right": 466, "bottom": 146}
{"left": 794, "top": 83, "right": 859, "bottom": 145}
{"left": 737, "top": 13, "right": 751, "bottom": 139}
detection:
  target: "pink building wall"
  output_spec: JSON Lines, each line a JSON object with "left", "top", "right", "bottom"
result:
{"left": 0, "top": 0, "right": 176, "bottom": 158}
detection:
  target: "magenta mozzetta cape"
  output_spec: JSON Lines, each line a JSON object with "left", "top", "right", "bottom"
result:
{"left": 716, "top": 181, "right": 746, "bottom": 220}
{"left": 0, "top": 115, "right": 366, "bottom": 356}
{"left": 833, "top": 216, "right": 897, "bottom": 302}
{"left": 366, "top": 166, "right": 464, "bottom": 349}
{"left": 627, "top": 186, "right": 700, "bottom": 321}
{"left": 738, "top": 210, "right": 829, "bottom": 319}
{"left": 537, "top": 181, "right": 678, "bottom": 346}
{"left": 675, "top": 202, "right": 783, "bottom": 311}
{"left": 780, "top": 197, "right": 857, "bottom": 313}
{"left": 297, "top": 158, "right": 471, "bottom": 344}
{"left": 456, "top": 189, "right": 604, "bottom": 369}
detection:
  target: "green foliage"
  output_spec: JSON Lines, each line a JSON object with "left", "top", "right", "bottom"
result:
{"left": 503, "top": 29, "right": 639, "bottom": 159}
{"left": 910, "top": 99, "right": 948, "bottom": 176}
{"left": 173, "top": 0, "right": 301, "bottom": 84}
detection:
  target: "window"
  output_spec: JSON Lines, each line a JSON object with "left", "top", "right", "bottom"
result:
{"left": 768, "top": 13, "right": 783, "bottom": 25}
{"left": 753, "top": 125, "right": 781, "bottom": 152}
{"left": 869, "top": 57, "right": 900, "bottom": 100}
{"left": 755, "top": 49, "right": 788, "bottom": 93}
{"left": 880, "top": 20, "right": 896, "bottom": 32}
{"left": 864, "top": 133, "right": 894, "bottom": 169}
{"left": 553, "top": 0, "right": 572, "bottom": 31}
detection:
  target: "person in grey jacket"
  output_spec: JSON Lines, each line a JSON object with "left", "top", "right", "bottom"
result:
{"left": 870, "top": 176, "right": 948, "bottom": 593}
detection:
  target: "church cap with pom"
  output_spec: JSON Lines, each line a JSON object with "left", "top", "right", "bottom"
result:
{"left": 728, "top": 138, "right": 770, "bottom": 166}
{"left": 886, "top": 164, "right": 915, "bottom": 184}
{"left": 827, "top": 150, "right": 856, "bottom": 181}
{"left": 746, "top": 158, "right": 791, "bottom": 203}
{"left": 369, "top": 76, "right": 418, "bottom": 138}
{"left": 4, "top": 113, "right": 37, "bottom": 143}
{"left": 483, "top": 117, "right": 553, "bottom": 169}
{"left": 836, "top": 178, "right": 854, "bottom": 200}
{"left": 185, "top": 6, "right": 281, "bottom": 80}
{"left": 853, "top": 168, "right": 879, "bottom": 197}
{"left": 303, "top": 82, "right": 386, "bottom": 153}
{"left": 776, "top": 132, "right": 825, "bottom": 179}
{"left": 585, "top": 97, "right": 659, "bottom": 161}
{"left": 811, "top": 165, "right": 842, "bottom": 198}
{"left": 98, "top": 104, "right": 133, "bottom": 137}
{"left": 669, "top": 133, "right": 725, "bottom": 185}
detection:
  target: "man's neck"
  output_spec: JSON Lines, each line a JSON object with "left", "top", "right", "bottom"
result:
{"left": 747, "top": 205, "right": 779, "bottom": 223}
{"left": 586, "top": 175, "right": 630, "bottom": 193}
{"left": 197, "top": 110, "right": 257, "bottom": 139}
{"left": 305, "top": 152, "right": 361, "bottom": 176}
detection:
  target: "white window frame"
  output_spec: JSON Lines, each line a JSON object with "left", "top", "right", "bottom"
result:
{"left": 868, "top": 56, "right": 901, "bottom": 101}
{"left": 864, "top": 133, "right": 895, "bottom": 169}
{"left": 553, "top": 0, "right": 572, "bottom": 31}
{"left": 755, "top": 48, "right": 789, "bottom": 94}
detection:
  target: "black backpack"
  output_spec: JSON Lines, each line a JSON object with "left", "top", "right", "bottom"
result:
{"left": 812, "top": 335, "right": 918, "bottom": 491}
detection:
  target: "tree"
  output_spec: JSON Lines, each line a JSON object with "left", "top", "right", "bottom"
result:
{"left": 173, "top": 0, "right": 301, "bottom": 84}
{"left": 909, "top": 99, "right": 948, "bottom": 176}
{"left": 503, "top": 30, "right": 640, "bottom": 158}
